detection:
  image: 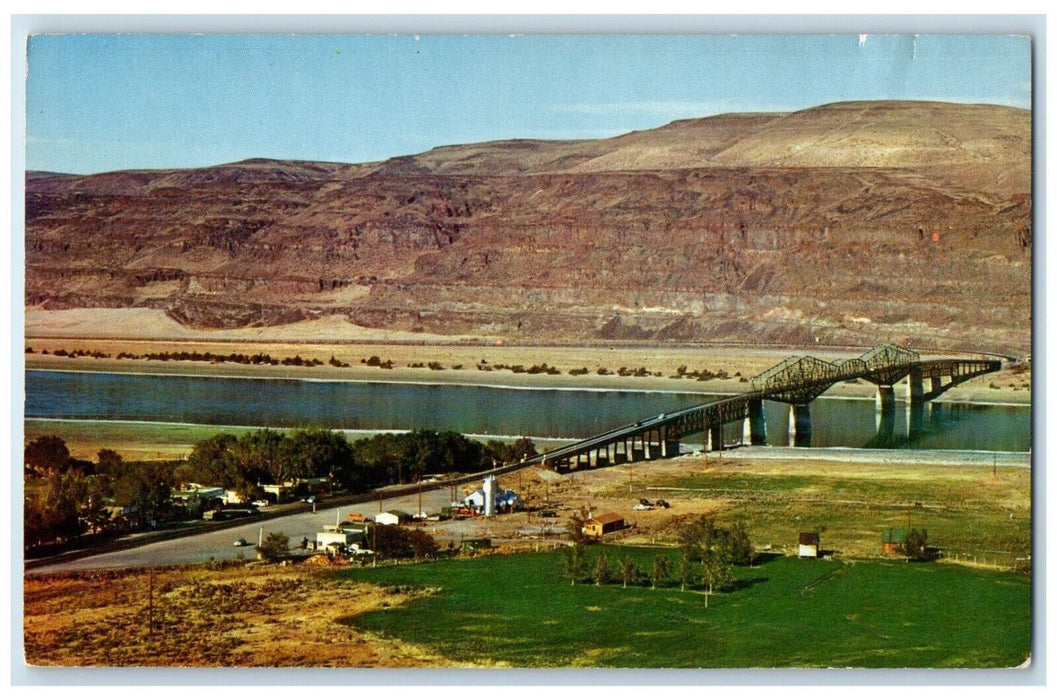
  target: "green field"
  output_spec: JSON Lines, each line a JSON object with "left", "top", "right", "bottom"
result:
{"left": 623, "top": 465, "right": 1032, "bottom": 565}
{"left": 337, "top": 547, "right": 1031, "bottom": 668}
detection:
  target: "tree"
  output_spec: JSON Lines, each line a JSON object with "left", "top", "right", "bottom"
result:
{"left": 728, "top": 520, "right": 754, "bottom": 566}
{"left": 257, "top": 531, "right": 289, "bottom": 562}
{"left": 905, "top": 528, "right": 929, "bottom": 561}
{"left": 700, "top": 547, "right": 733, "bottom": 594}
{"left": 592, "top": 549, "right": 612, "bottom": 585}
{"left": 649, "top": 554, "right": 672, "bottom": 590}
{"left": 408, "top": 529, "right": 439, "bottom": 559}
{"left": 677, "top": 556, "right": 694, "bottom": 592}
{"left": 111, "top": 461, "right": 173, "bottom": 524}
{"left": 562, "top": 544, "right": 588, "bottom": 585}
{"left": 567, "top": 511, "right": 588, "bottom": 544}
{"left": 24, "top": 435, "right": 71, "bottom": 478}
{"left": 618, "top": 555, "right": 639, "bottom": 589}
{"left": 24, "top": 471, "right": 83, "bottom": 547}
{"left": 96, "top": 448, "right": 123, "bottom": 473}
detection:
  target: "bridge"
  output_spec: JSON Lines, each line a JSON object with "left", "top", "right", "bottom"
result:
{"left": 507, "top": 344, "right": 1001, "bottom": 474}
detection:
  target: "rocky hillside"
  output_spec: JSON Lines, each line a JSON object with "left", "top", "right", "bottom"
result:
{"left": 25, "top": 100, "right": 1032, "bottom": 355}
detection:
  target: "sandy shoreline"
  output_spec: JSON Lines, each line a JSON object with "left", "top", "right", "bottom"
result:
{"left": 22, "top": 307, "right": 1031, "bottom": 405}
{"left": 23, "top": 349, "right": 1030, "bottom": 406}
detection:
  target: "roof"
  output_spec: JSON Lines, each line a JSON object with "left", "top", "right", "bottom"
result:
{"left": 586, "top": 512, "right": 624, "bottom": 526}
{"left": 798, "top": 532, "right": 820, "bottom": 546}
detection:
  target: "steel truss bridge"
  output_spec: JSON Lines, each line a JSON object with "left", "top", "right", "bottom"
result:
{"left": 491, "top": 344, "right": 999, "bottom": 475}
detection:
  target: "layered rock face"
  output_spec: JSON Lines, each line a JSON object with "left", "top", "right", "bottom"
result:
{"left": 26, "top": 101, "right": 1032, "bottom": 354}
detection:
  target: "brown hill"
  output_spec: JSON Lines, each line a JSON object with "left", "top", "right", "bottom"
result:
{"left": 25, "top": 100, "right": 1032, "bottom": 355}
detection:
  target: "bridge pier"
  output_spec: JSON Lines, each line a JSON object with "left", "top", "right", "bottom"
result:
{"left": 788, "top": 404, "right": 812, "bottom": 447}
{"left": 707, "top": 424, "right": 723, "bottom": 452}
{"left": 906, "top": 368, "right": 924, "bottom": 404}
{"left": 631, "top": 435, "right": 646, "bottom": 462}
{"left": 875, "top": 385, "right": 895, "bottom": 414}
{"left": 907, "top": 401, "right": 925, "bottom": 440}
{"left": 742, "top": 398, "right": 767, "bottom": 446}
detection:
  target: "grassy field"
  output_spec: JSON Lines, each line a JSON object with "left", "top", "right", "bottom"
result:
{"left": 23, "top": 419, "right": 271, "bottom": 461}
{"left": 609, "top": 458, "right": 1032, "bottom": 566}
{"left": 337, "top": 547, "right": 1031, "bottom": 668}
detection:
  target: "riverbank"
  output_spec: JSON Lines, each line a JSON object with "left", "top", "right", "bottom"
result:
{"left": 23, "top": 338, "right": 1031, "bottom": 405}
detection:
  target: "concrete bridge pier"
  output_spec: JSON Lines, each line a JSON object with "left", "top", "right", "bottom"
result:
{"left": 631, "top": 435, "right": 646, "bottom": 462}
{"left": 592, "top": 448, "right": 609, "bottom": 468}
{"left": 906, "top": 368, "right": 924, "bottom": 404}
{"left": 788, "top": 404, "right": 812, "bottom": 447}
{"left": 906, "top": 368, "right": 925, "bottom": 440}
{"left": 742, "top": 398, "right": 767, "bottom": 446}
{"left": 707, "top": 424, "right": 724, "bottom": 452}
{"left": 875, "top": 385, "right": 896, "bottom": 414}
{"left": 907, "top": 401, "right": 925, "bottom": 440}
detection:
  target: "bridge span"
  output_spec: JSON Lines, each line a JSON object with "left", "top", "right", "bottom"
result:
{"left": 508, "top": 344, "right": 1001, "bottom": 474}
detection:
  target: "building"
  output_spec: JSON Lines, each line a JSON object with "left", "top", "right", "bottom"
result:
{"left": 798, "top": 532, "right": 820, "bottom": 558}
{"left": 882, "top": 528, "right": 907, "bottom": 556}
{"left": 345, "top": 512, "right": 370, "bottom": 523}
{"left": 315, "top": 524, "right": 366, "bottom": 552}
{"left": 463, "top": 476, "right": 521, "bottom": 516}
{"left": 375, "top": 510, "right": 413, "bottom": 526}
{"left": 583, "top": 513, "right": 625, "bottom": 538}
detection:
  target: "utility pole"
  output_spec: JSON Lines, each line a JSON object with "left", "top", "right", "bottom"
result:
{"left": 147, "top": 567, "right": 154, "bottom": 635}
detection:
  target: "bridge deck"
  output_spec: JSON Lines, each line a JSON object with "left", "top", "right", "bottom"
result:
{"left": 517, "top": 348, "right": 1001, "bottom": 473}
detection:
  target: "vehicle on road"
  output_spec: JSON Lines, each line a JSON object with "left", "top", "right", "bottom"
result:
{"left": 252, "top": 500, "right": 269, "bottom": 508}
{"left": 233, "top": 538, "right": 248, "bottom": 547}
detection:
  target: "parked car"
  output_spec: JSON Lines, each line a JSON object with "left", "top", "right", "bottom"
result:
{"left": 233, "top": 537, "right": 248, "bottom": 547}
{"left": 538, "top": 510, "right": 558, "bottom": 518}
{"left": 252, "top": 499, "right": 269, "bottom": 508}
{"left": 656, "top": 499, "right": 671, "bottom": 509}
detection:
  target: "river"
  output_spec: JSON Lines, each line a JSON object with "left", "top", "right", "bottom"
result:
{"left": 24, "top": 370, "right": 1031, "bottom": 452}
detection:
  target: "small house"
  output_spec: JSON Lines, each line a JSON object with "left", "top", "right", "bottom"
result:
{"left": 315, "top": 525, "right": 364, "bottom": 552}
{"left": 583, "top": 513, "right": 625, "bottom": 538}
{"left": 798, "top": 532, "right": 820, "bottom": 558}
{"left": 375, "top": 510, "right": 413, "bottom": 526}
{"left": 882, "top": 527, "right": 907, "bottom": 556}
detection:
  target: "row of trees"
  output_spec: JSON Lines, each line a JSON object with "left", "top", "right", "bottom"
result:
{"left": 25, "top": 437, "right": 178, "bottom": 551}
{"left": 182, "top": 428, "right": 537, "bottom": 496}
{"left": 24, "top": 429, "right": 537, "bottom": 552}
{"left": 562, "top": 515, "right": 754, "bottom": 594}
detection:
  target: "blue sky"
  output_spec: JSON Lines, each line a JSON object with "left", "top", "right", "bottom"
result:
{"left": 25, "top": 33, "right": 1032, "bottom": 174}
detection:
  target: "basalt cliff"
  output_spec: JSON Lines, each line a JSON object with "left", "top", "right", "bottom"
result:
{"left": 25, "top": 100, "right": 1032, "bottom": 355}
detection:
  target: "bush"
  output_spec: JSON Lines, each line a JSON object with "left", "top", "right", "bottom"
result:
{"left": 257, "top": 532, "right": 289, "bottom": 562}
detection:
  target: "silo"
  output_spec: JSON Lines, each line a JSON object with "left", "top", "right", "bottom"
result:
{"left": 483, "top": 476, "right": 497, "bottom": 517}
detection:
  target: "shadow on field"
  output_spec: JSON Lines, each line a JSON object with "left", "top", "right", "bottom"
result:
{"left": 728, "top": 576, "right": 769, "bottom": 592}
{"left": 751, "top": 552, "right": 784, "bottom": 565}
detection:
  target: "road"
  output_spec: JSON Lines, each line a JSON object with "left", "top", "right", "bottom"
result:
{"left": 29, "top": 485, "right": 457, "bottom": 575}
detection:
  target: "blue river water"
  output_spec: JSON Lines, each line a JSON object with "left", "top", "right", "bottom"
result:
{"left": 24, "top": 370, "right": 1031, "bottom": 452}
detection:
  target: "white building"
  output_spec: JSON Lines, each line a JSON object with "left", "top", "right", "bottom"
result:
{"left": 374, "top": 510, "right": 412, "bottom": 526}
{"left": 463, "top": 476, "right": 521, "bottom": 516}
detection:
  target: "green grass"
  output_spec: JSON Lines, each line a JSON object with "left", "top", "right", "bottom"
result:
{"left": 335, "top": 547, "right": 1031, "bottom": 668}
{"left": 632, "top": 468, "right": 1031, "bottom": 566}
